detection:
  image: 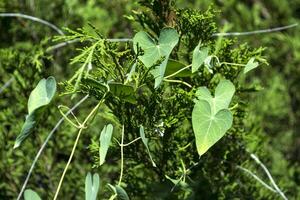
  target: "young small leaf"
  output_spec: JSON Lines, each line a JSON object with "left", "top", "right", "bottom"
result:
{"left": 99, "top": 124, "right": 113, "bottom": 166}
{"left": 192, "top": 43, "right": 209, "bottom": 73}
{"left": 244, "top": 57, "right": 259, "bottom": 74}
{"left": 133, "top": 28, "right": 179, "bottom": 88}
{"left": 24, "top": 189, "right": 41, "bottom": 200}
{"left": 85, "top": 172, "right": 100, "bottom": 200}
{"left": 139, "top": 125, "right": 156, "bottom": 167}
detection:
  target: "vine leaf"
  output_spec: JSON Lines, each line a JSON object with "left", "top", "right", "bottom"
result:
{"left": 99, "top": 124, "right": 113, "bottom": 166}
{"left": 192, "top": 79, "right": 235, "bottom": 156}
{"left": 139, "top": 125, "right": 156, "bottom": 167}
{"left": 244, "top": 57, "right": 259, "bottom": 74}
{"left": 14, "top": 77, "right": 57, "bottom": 149}
{"left": 85, "top": 172, "right": 100, "bottom": 200}
{"left": 192, "top": 100, "right": 233, "bottom": 156}
{"left": 192, "top": 43, "right": 209, "bottom": 73}
{"left": 24, "top": 189, "right": 41, "bottom": 200}
{"left": 133, "top": 28, "right": 179, "bottom": 88}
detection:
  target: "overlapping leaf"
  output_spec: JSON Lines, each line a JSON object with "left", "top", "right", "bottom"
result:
{"left": 244, "top": 57, "right": 259, "bottom": 74}
{"left": 133, "top": 28, "right": 179, "bottom": 88}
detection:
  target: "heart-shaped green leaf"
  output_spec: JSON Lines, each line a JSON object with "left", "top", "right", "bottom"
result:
{"left": 99, "top": 124, "right": 113, "bottom": 166}
{"left": 24, "top": 189, "right": 41, "bottom": 200}
{"left": 133, "top": 28, "right": 179, "bottom": 88}
{"left": 14, "top": 77, "right": 57, "bottom": 149}
{"left": 192, "top": 43, "right": 209, "bottom": 73}
{"left": 85, "top": 172, "right": 100, "bottom": 200}
{"left": 192, "top": 100, "right": 233, "bottom": 156}
{"left": 244, "top": 57, "right": 259, "bottom": 74}
{"left": 195, "top": 79, "right": 235, "bottom": 114}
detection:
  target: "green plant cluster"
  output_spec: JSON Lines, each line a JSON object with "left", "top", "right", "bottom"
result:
{"left": 0, "top": 0, "right": 298, "bottom": 199}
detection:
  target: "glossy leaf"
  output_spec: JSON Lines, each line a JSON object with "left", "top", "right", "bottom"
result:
{"left": 139, "top": 125, "right": 156, "bottom": 167}
{"left": 133, "top": 28, "right": 179, "bottom": 88}
{"left": 85, "top": 172, "right": 100, "bottom": 200}
{"left": 195, "top": 79, "right": 235, "bottom": 114}
{"left": 108, "top": 83, "right": 136, "bottom": 104}
{"left": 24, "top": 189, "right": 41, "bottom": 200}
{"left": 14, "top": 77, "right": 57, "bottom": 148}
{"left": 192, "top": 43, "right": 209, "bottom": 73}
{"left": 192, "top": 100, "right": 233, "bottom": 156}
{"left": 244, "top": 57, "right": 259, "bottom": 74}
{"left": 99, "top": 124, "right": 113, "bottom": 166}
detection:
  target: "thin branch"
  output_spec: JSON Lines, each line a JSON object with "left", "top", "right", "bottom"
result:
{"left": 118, "top": 125, "right": 125, "bottom": 185}
{"left": 16, "top": 94, "right": 89, "bottom": 200}
{"left": 164, "top": 64, "right": 191, "bottom": 79}
{"left": 212, "top": 23, "right": 298, "bottom": 37}
{"left": 122, "top": 137, "right": 141, "bottom": 147}
{"left": 46, "top": 39, "right": 80, "bottom": 52}
{"left": 250, "top": 154, "right": 288, "bottom": 200}
{"left": 0, "top": 77, "right": 14, "bottom": 95}
{"left": 237, "top": 165, "right": 277, "bottom": 193}
{"left": 0, "top": 13, "right": 64, "bottom": 35}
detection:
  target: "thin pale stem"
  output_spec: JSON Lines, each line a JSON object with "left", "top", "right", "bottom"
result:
{"left": 164, "top": 65, "right": 191, "bottom": 79}
{"left": 212, "top": 23, "right": 298, "bottom": 37}
{"left": 122, "top": 137, "right": 141, "bottom": 147}
{"left": 164, "top": 79, "right": 192, "bottom": 88}
{"left": 0, "top": 77, "right": 14, "bottom": 95}
{"left": 220, "top": 62, "right": 245, "bottom": 67}
{"left": 250, "top": 154, "right": 288, "bottom": 200}
{"left": 53, "top": 95, "right": 106, "bottom": 200}
{"left": 118, "top": 125, "right": 125, "bottom": 185}
{"left": 16, "top": 94, "right": 89, "bottom": 200}
{"left": 237, "top": 165, "right": 276, "bottom": 193}
{"left": 0, "top": 13, "right": 64, "bottom": 35}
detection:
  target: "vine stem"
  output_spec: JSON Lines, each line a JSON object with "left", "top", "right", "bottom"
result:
{"left": 53, "top": 95, "right": 106, "bottom": 200}
{"left": 0, "top": 13, "right": 64, "bottom": 35}
{"left": 164, "top": 64, "right": 192, "bottom": 79}
{"left": 0, "top": 77, "right": 14, "bottom": 95}
{"left": 16, "top": 94, "right": 89, "bottom": 200}
{"left": 164, "top": 79, "right": 192, "bottom": 88}
{"left": 212, "top": 23, "right": 298, "bottom": 37}
{"left": 118, "top": 125, "right": 125, "bottom": 186}
{"left": 250, "top": 154, "right": 288, "bottom": 200}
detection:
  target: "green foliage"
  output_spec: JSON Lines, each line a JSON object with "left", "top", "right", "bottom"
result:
{"left": 1, "top": 0, "right": 298, "bottom": 199}
{"left": 99, "top": 124, "right": 113, "bottom": 166}
{"left": 192, "top": 80, "right": 235, "bottom": 156}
